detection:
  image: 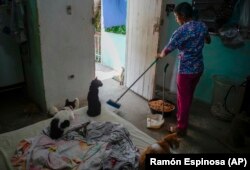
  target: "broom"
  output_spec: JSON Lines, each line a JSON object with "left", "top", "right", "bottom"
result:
{"left": 107, "top": 57, "right": 160, "bottom": 109}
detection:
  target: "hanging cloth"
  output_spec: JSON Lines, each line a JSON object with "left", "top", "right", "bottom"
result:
{"left": 103, "top": 0, "right": 127, "bottom": 28}
{"left": 10, "top": 0, "right": 27, "bottom": 43}
{"left": 239, "top": 0, "right": 250, "bottom": 28}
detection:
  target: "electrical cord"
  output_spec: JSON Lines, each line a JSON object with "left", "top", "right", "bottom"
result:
{"left": 223, "top": 80, "right": 247, "bottom": 115}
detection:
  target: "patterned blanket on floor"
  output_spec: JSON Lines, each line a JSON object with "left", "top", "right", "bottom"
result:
{"left": 11, "top": 121, "right": 140, "bottom": 170}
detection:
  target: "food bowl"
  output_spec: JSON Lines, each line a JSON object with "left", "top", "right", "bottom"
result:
{"left": 148, "top": 98, "right": 175, "bottom": 117}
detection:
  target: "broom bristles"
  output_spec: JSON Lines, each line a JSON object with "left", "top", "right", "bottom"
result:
{"left": 106, "top": 99, "right": 121, "bottom": 109}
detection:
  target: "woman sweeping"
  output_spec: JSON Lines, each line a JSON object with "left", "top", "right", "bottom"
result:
{"left": 158, "top": 2, "right": 211, "bottom": 137}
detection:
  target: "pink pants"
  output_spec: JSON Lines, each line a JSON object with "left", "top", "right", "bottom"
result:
{"left": 176, "top": 72, "right": 202, "bottom": 130}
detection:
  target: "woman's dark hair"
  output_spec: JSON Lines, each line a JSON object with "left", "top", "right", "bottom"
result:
{"left": 174, "top": 2, "right": 193, "bottom": 19}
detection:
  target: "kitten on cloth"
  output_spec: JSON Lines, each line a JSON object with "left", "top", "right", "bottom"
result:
{"left": 49, "top": 107, "right": 75, "bottom": 140}
{"left": 48, "top": 98, "right": 79, "bottom": 116}
{"left": 65, "top": 98, "right": 79, "bottom": 110}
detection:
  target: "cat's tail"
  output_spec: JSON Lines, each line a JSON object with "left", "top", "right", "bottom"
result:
{"left": 48, "top": 106, "right": 59, "bottom": 116}
{"left": 74, "top": 98, "right": 80, "bottom": 109}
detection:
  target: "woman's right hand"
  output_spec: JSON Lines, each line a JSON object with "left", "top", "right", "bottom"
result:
{"left": 157, "top": 47, "right": 171, "bottom": 59}
{"left": 158, "top": 49, "right": 166, "bottom": 58}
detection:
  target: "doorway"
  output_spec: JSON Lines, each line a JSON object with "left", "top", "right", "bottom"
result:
{"left": 94, "top": 0, "right": 124, "bottom": 82}
{"left": 94, "top": 0, "right": 162, "bottom": 100}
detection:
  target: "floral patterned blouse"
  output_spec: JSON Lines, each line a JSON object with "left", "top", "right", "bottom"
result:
{"left": 164, "top": 20, "right": 209, "bottom": 74}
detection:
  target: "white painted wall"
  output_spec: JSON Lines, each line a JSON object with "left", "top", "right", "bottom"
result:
{"left": 37, "top": 0, "right": 95, "bottom": 109}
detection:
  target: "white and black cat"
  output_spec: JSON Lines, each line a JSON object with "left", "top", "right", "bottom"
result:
{"left": 65, "top": 98, "right": 79, "bottom": 110}
{"left": 48, "top": 98, "right": 79, "bottom": 116}
{"left": 87, "top": 77, "right": 103, "bottom": 117}
{"left": 49, "top": 108, "right": 74, "bottom": 139}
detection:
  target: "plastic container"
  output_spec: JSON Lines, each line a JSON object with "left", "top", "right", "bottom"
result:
{"left": 211, "top": 75, "right": 245, "bottom": 121}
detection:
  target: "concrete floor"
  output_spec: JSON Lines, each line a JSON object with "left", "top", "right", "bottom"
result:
{"left": 96, "top": 63, "right": 250, "bottom": 153}
{"left": 0, "top": 63, "right": 249, "bottom": 154}
{"left": 0, "top": 87, "right": 48, "bottom": 134}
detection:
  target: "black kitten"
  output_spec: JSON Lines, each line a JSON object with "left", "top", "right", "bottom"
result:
{"left": 87, "top": 77, "right": 103, "bottom": 117}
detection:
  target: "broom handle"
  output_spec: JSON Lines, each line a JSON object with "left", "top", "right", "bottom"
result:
{"left": 162, "top": 63, "right": 169, "bottom": 116}
{"left": 115, "top": 58, "right": 160, "bottom": 103}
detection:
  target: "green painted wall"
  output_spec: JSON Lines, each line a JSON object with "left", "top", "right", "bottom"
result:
{"left": 23, "top": 0, "right": 46, "bottom": 110}
{"left": 160, "top": 0, "right": 250, "bottom": 104}
{"left": 197, "top": 36, "right": 250, "bottom": 103}
{"left": 101, "top": 31, "right": 126, "bottom": 71}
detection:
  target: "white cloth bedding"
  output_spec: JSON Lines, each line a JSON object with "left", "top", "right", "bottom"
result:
{"left": 0, "top": 106, "right": 156, "bottom": 170}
